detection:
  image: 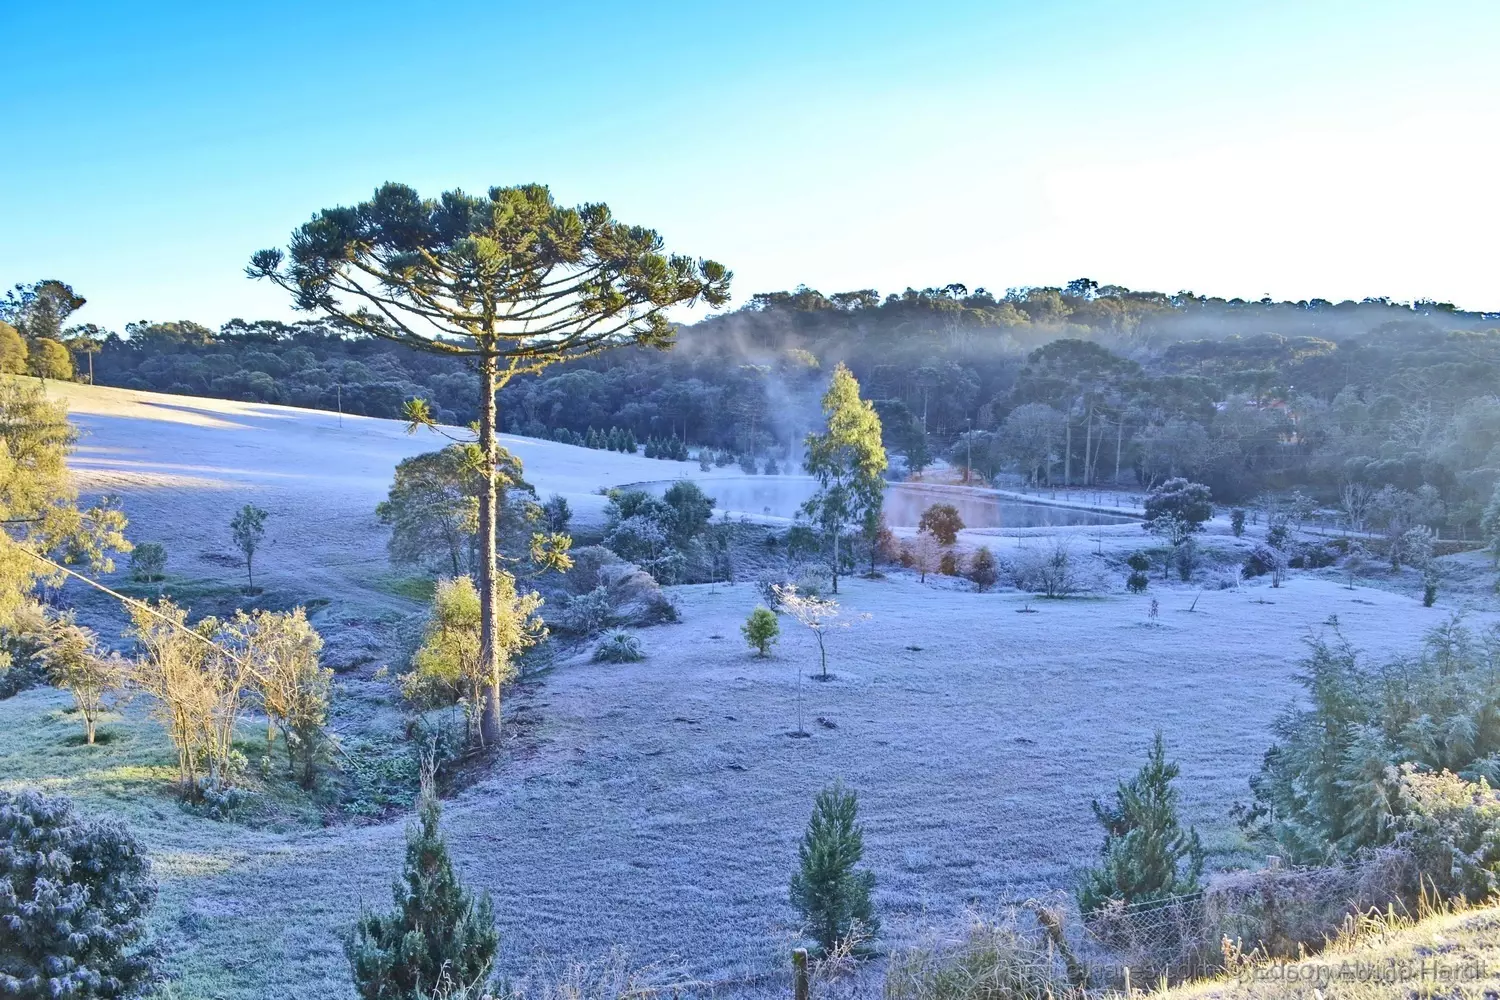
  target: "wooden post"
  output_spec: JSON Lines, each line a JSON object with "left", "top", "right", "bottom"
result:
{"left": 792, "top": 948, "right": 809, "bottom": 1000}
{"left": 1123, "top": 966, "right": 1132, "bottom": 997}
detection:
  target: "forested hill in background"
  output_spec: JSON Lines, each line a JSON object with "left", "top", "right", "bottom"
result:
{"left": 53, "top": 280, "right": 1500, "bottom": 520}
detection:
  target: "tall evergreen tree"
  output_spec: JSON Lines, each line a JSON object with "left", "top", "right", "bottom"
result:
{"left": 251, "top": 182, "right": 730, "bottom": 745}
{"left": 801, "top": 363, "right": 886, "bottom": 593}
{"left": 790, "top": 782, "right": 879, "bottom": 955}
{"left": 1079, "top": 731, "right": 1204, "bottom": 914}
{"left": 347, "top": 778, "right": 498, "bottom": 1000}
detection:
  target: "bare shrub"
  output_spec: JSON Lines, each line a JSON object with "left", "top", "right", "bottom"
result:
{"left": 1009, "top": 539, "right": 1090, "bottom": 598}
{"left": 886, "top": 909, "right": 1083, "bottom": 1000}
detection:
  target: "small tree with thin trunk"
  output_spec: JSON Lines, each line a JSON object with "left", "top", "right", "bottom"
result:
{"left": 238, "top": 607, "right": 330, "bottom": 788}
{"left": 802, "top": 364, "right": 886, "bottom": 594}
{"left": 251, "top": 182, "right": 729, "bottom": 746}
{"left": 230, "top": 503, "right": 268, "bottom": 588}
{"left": 42, "top": 615, "right": 124, "bottom": 745}
{"left": 910, "top": 530, "right": 941, "bottom": 583}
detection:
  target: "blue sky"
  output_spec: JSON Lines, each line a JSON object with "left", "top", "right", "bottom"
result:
{"left": 2, "top": 0, "right": 1496, "bottom": 331}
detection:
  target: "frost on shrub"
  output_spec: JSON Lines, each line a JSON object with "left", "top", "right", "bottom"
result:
{"left": 555, "top": 586, "right": 617, "bottom": 636}
{"left": 592, "top": 630, "right": 645, "bottom": 663}
{"left": 563, "top": 545, "right": 625, "bottom": 595}
{"left": 0, "top": 601, "right": 50, "bottom": 699}
{"left": 0, "top": 788, "right": 159, "bottom": 999}
{"left": 1008, "top": 539, "right": 1094, "bottom": 598}
{"left": 1397, "top": 766, "right": 1500, "bottom": 901}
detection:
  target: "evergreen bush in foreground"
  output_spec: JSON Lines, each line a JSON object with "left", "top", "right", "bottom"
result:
{"left": 0, "top": 789, "right": 158, "bottom": 999}
{"left": 347, "top": 778, "right": 497, "bottom": 1000}
{"left": 790, "top": 782, "right": 879, "bottom": 955}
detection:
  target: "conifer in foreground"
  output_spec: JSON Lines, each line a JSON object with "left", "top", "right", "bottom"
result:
{"left": 347, "top": 774, "right": 497, "bottom": 1000}
{"left": 790, "top": 782, "right": 879, "bottom": 954}
{"left": 1079, "top": 731, "right": 1204, "bottom": 915}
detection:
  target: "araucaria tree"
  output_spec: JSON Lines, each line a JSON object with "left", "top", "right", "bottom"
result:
{"left": 1079, "top": 731, "right": 1204, "bottom": 914}
{"left": 347, "top": 775, "right": 497, "bottom": 1000}
{"left": 229, "top": 503, "right": 268, "bottom": 588}
{"left": 790, "top": 782, "right": 879, "bottom": 955}
{"left": 0, "top": 789, "right": 158, "bottom": 999}
{"left": 251, "top": 182, "right": 730, "bottom": 744}
{"left": 802, "top": 363, "right": 886, "bottom": 594}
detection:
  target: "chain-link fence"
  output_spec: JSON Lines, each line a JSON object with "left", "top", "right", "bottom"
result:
{"left": 1075, "top": 849, "right": 1418, "bottom": 986}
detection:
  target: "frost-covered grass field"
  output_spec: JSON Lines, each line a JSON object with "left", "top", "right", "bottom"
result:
{"left": 4, "top": 381, "right": 1492, "bottom": 998}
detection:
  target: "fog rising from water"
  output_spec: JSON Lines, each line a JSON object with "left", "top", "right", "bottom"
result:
{"left": 638, "top": 476, "right": 1132, "bottom": 530}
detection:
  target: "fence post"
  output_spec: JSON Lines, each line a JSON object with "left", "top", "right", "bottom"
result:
{"left": 1123, "top": 966, "right": 1132, "bottom": 997}
{"left": 792, "top": 948, "right": 809, "bottom": 1000}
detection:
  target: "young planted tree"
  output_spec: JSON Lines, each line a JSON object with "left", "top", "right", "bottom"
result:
{"left": 790, "top": 782, "right": 879, "bottom": 955}
{"left": 801, "top": 363, "right": 886, "bottom": 594}
{"left": 776, "top": 584, "right": 861, "bottom": 682}
{"left": 251, "top": 182, "right": 730, "bottom": 744}
{"left": 42, "top": 616, "right": 125, "bottom": 745}
{"left": 230, "top": 503, "right": 268, "bottom": 588}
{"left": 968, "top": 546, "right": 998, "bottom": 592}
{"left": 0, "top": 788, "right": 158, "bottom": 999}
{"left": 377, "top": 446, "right": 483, "bottom": 576}
{"left": 128, "top": 599, "right": 253, "bottom": 795}
{"left": 1079, "top": 731, "right": 1204, "bottom": 914}
{"left": 910, "top": 529, "right": 941, "bottom": 583}
{"left": 741, "top": 606, "right": 780, "bottom": 657}
{"left": 347, "top": 774, "right": 498, "bottom": 1000}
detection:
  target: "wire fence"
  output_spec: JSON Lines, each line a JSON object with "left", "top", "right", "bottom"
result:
{"left": 1073, "top": 850, "right": 1418, "bottom": 986}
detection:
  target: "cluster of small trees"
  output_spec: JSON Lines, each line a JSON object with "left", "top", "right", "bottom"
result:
{"left": 548, "top": 424, "right": 639, "bottom": 454}
{"left": 642, "top": 434, "right": 689, "bottom": 460}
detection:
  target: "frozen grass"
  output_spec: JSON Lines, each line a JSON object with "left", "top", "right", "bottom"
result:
{"left": 11, "top": 381, "right": 1496, "bottom": 997}
{"left": 6, "top": 570, "right": 1483, "bottom": 997}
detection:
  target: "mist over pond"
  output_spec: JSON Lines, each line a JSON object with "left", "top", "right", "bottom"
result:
{"left": 634, "top": 476, "right": 1135, "bottom": 530}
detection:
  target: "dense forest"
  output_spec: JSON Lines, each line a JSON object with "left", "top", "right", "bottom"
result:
{"left": 9, "top": 278, "right": 1500, "bottom": 525}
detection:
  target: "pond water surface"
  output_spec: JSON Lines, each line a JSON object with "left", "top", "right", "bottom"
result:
{"left": 636, "top": 476, "right": 1134, "bottom": 530}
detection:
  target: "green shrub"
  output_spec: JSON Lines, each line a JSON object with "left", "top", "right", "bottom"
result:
{"left": 347, "top": 780, "right": 497, "bottom": 1000}
{"left": 1079, "top": 732, "right": 1204, "bottom": 915}
{"left": 0, "top": 788, "right": 159, "bottom": 998}
{"left": 1125, "top": 552, "right": 1151, "bottom": 573}
{"left": 790, "top": 782, "right": 878, "bottom": 955}
{"left": 592, "top": 630, "right": 645, "bottom": 663}
{"left": 741, "top": 607, "right": 780, "bottom": 657}
{"left": 1398, "top": 766, "right": 1500, "bottom": 901}
{"left": 1230, "top": 508, "right": 1246, "bottom": 537}
{"left": 1126, "top": 571, "right": 1149, "bottom": 594}
{"left": 128, "top": 542, "right": 167, "bottom": 582}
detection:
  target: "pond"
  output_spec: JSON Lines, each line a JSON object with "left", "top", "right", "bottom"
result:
{"left": 633, "top": 476, "right": 1135, "bottom": 530}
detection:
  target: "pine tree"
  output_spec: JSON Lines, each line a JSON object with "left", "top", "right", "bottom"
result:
{"left": 741, "top": 606, "right": 780, "bottom": 657}
{"left": 1078, "top": 731, "right": 1204, "bottom": 914}
{"left": 790, "top": 782, "right": 879, "bottom": 954}
{"left": 347, "top": 778, "right": 498, "bottom": 1000}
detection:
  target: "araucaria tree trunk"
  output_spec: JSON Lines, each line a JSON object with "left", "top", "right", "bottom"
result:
{"left": 477, "top": 352, "right": 503, "bottom": 744}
